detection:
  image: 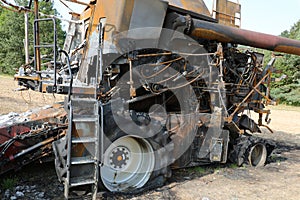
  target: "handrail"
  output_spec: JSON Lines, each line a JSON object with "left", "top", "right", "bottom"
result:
{"left": 59, "top": 49, "right": 73, "bottom": 105}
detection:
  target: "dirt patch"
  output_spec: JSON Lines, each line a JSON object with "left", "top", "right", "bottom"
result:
{"left": 0, "top": 75, "right": 300, "bottom": 200}
{"left": 251, "top": 107, "right": 300, "bottom": 134}
{"left": 0, "top": 75, "right": 64, "bottom": 114}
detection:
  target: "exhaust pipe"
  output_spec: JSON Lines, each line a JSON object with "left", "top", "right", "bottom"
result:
{"left": 189, "top": 18, "right": 300, "bottom": 56}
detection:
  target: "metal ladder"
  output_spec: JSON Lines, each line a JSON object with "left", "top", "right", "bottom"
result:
{"left": 64, "top": 96, "right": 100, "bottom": 199}
{"left": 33, "top": 18, "right": 58, "bottom": 92}
{"left": 64, "top": 18, "right": 106, "bottom": 200}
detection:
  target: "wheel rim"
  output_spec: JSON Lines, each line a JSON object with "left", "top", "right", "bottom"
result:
{"left": 248, "top": 143, "right": 267, "bottom": 167}
{"left": 100, "top": 136, "right": 155, "bottom": 192}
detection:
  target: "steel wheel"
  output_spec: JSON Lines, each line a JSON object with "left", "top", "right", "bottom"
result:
{"left": 100, "top": 135, "right": 155, "bottom": 192}
{"left": 248, "top": 143, "right": 267, "bottom": 167}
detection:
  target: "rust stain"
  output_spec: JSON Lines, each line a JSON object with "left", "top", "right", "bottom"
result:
{"left": 275, "top": 45, "right": 300, "bottom": 56}
{"left": 170, "top": 0, "right": 211, "bottom": 17}
{"left": 190, "top": 20, "right": 300, "bottom": 56}
{"left": 191, "top": 28, "right": 232, "bottom": 43}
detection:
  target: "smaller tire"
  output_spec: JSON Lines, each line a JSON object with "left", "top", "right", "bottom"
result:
{"left": 248, "top": 143, "right": 267, "bottom": 167}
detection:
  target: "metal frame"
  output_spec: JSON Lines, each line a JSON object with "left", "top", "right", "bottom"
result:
{"left": 33, "top": 18, "right": 57, "bottom": 92}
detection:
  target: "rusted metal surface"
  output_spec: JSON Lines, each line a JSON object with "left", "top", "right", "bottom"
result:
{"left": 33, "top": 0, "right": 41, "bottom": 72}
{"left": 214, "top": 0, "right": 241, "bottom": 27}
{"left": 88, "top": 0, "right": 135, "bottom": 37}
{"left": 190, "top": 19, "right": 300, "bottom": 56}
{"left": 168, "top": 0, "right": 211, "bottom": 17}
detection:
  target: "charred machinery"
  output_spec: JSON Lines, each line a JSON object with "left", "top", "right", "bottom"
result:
{"left": 2, "top": 0, "right": 300, "bottom": 199}
{"left": 0, "top": 104, "right": 67, "bottom": 175}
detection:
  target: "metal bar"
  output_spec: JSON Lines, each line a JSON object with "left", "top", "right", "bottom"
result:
{"left": 33, "top": 0, "right": 41, "bottom": 72}
{"left": 34, "top": 45, "right": 56, "bottom": 48}
{"left": 252, "top": 86, "right": 271, "bottom": 104}
{"left": 190, "top": 19, "right": 300, "bottom": 56}
{"left": 62, "top": 0, "right": 90, "bottom": 6}
{"left": 129, "top": 59, "right": 136, "bottom": 97}
{"left": 227, "top": 71, "right": 271, "bottom": 122}
{"left": 97, "top": 18, "right": 106, "bottom": 167}
{"left": 34, "top": 17, "right": 57, "bottom": 22}
{"left": 59, "top": 50, "right": 73, "bottom": 103}
{"left": 64, "top": 105, "right": 73, "bottom": 199}
{"left": 12, "top": 132, "right": 65, "bottom": 160}
{"left": 34, "top": 18, "right": 57, "bottom": 92}
{"left": 137, "top": 52, "right": 173, "bottom": 58}
{"left": 94, "top": 101, "right": 100, "bottom": 200}
{"left": 97, "top": 18, "right": 106, "bottom": 92}
{"left": 53, "top": 18, "right": 57, "bottom": 93}
{"left": 212, "top": 10, "right": 241, "bottom": 19}
{"left": 24, "top": 12, "right": 30, "bottom": 64}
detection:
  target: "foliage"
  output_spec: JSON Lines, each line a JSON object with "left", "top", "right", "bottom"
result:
{"left": 0, "top": 8, "right": 24, "bottom": 74}
{"left": 270, "top": 20, "right": 300, "bottom": 106}
{"left": 228, "top": 163, "right": 239, "bottom": 169}
{"left": 0, "top": 0, "right": 65, "bottom": 75}
{"left": 271, "top": 84, "right": 300, "bottom": 106}
{"left": 252, "top": 20, "right": 300, "bottom": 106}
{"left": 187, "top": 166, "right": 206, "bottom": 174}
{"left": 1, "top": 177, "right": 18, "bottom": 190}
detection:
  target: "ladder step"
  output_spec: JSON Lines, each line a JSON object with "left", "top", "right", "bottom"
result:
{"left": 35, "top": 44, "right": 55, "bottom": 48}
{"left": 71, "top": 99, "right": 98, "bottom": 103}
{"left": 72, "top": 87, "right": 97, "bottom": 96}
{"left": 72, "top": 117, "right": 98, "bottom": 122}
{"left": 71, "top": 157, "right": 95, "bottom": 165}
{"left": 70, "top": 177, "right": 95, "bottom": 187}
{"left": 72, "top": 137, "right": 96, "bottom": 143}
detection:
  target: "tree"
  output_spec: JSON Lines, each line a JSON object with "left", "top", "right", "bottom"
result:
{"left": 0, "top": 0, "right": 65, "bottom": 75}
{"left": 271, "top": 20, "right": 300, "bottom": 106}
{"left": 0, "top": 8, "right": 25, "bottom": 74}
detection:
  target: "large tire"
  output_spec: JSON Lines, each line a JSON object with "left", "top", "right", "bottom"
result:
{"left": 99, "top": 109, "right": 173, "bottom": 193}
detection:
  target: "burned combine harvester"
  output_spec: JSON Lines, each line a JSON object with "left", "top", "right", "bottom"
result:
{"left": 2, "top": 0, "right": 300, "bottom": 199}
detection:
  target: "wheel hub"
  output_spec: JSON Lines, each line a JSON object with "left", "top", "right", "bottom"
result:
{"left": 100, "top": 136, "right": 155, "bottom": 192}
{"left": 109, "top": 146, "right": 130, "bottom": 170}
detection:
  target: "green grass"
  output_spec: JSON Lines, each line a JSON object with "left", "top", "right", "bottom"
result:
{"left": 194, "top": 166, "right": 206, "bottom": 174}
{"left": 187, "top": 166, "right": 207, "bottom": 175}
{"left": 228, "top": 163, "right": 239, "bottom": 169}
{"left": 1, "top": 177, "right": 18, "bottom": 190}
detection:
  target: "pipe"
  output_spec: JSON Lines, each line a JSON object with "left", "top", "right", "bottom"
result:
{"left": 10, "top": 131, "right": 66, "bottom": 161}
{"left": 34, "top": 0, "right": 41, "bottom": 72}
{"left": 59, "top": 49, "right": 73, "bottom": 103}
{"left": 190, "top": 19, "right": 300, "bottom": 56}
{"left": 24, "top": 12, "right": 30, "bottom": 64}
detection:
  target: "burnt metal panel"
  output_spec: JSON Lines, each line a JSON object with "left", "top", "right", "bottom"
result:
{"left": 215, "top": 0, "right": 241, "bottom": 27}
{"left": 128, "top": 0, "right": 168, "bottom": 39}
{"left": 168, "top": 0, "right": 211, "bottom": 17}
{"left": 92, "top": 0, "right": 135, "bottom": 39}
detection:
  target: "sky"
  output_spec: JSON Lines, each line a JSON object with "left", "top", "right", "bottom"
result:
{"left": 236, "top": 0, "right": 300, "bottom": 35}
{"left": 204, "top": 0, "right": 300, "bottom": 35}
{"left": 54, "top": 0, "right": 300, "bottom": 36}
